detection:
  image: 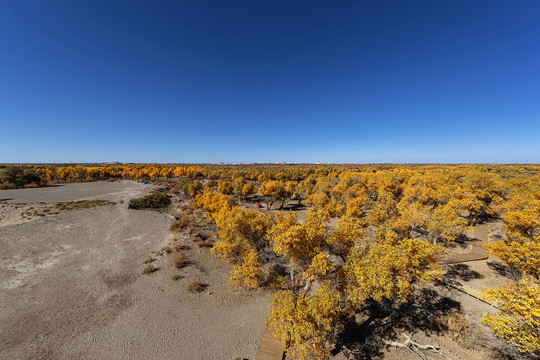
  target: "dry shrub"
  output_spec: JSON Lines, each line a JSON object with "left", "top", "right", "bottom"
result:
{"left": 196, "top": 240, "right": 213, "bottom": 248}
{"left": 180, "top": 204, "right": 194, "bottom": 213}
{"left": 187, "top": 281, "right": 205, "bottom": 293}
{"left": 142, "top": 256, "right": 153, "bottom": 264}
{"left": 161, "top": 246, "right": 172, "bottom": 254}
{"left": 170, "top": 215, "right": 191, "bottom": 232}
{"left": 172, "top": 243, "right": 190, "bottom": 252}
{"left": 446, "top": 312, "right": 485, "bottom": 350}
{"left": 173, "top": 253, "right": 186, "bottom": 269}
{"left": 169, "top": 274, "right": 180, "bottom": 281}
{"left": 142, "top": 264, "right": 156, "bottom": 274}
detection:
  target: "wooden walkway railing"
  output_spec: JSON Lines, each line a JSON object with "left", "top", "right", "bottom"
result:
{"left": 253, "top": 224, "right": 493, "bottom": 360}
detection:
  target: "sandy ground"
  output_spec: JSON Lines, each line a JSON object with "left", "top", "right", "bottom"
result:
{"left": 0, "top": 182, "right": 271, "bottom": 360}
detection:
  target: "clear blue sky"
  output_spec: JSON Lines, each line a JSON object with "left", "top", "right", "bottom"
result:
{"left": 1, "top": 1, "right": 539, "bottom": 163}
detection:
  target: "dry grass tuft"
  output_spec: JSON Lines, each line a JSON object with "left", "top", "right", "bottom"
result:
{"left": 170, "top": 215, "right": 191, "bottom": 232}
{"left": 172, "top": 243, "right": 190, "bottom": 252}
{"left": 186, "top": 281, "right": 205, "bottom": 293}
{"left": 172, "top": 252, "right": 186, "bottom": 269}
{"left": 196, "top": 240, "right": 213, "bottom": 248}
{"left": 142, "top": 264, "right": 156, "bottom": 274}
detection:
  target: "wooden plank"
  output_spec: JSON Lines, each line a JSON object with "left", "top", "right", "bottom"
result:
{"left": 255, "top": 328, "right": 285, "bottom": 360}
{"left": 438, "top": 223, "right": 489, "bottom": 265}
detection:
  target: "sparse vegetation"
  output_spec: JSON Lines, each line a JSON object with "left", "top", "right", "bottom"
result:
{"left": 161, "top": 246, "right": 172, "bottom": 254}
{"left": 13, "top": 199, "right": 115, "bottom": 220}
{"left": 54, "top": 200, "right": 115, "bottom": 210}
{"left": 172, "top": 253, "right": 186, "bottom": 269}
{"left": 196, "top": 240, "right": 213, "bottom": 248}
{"left": 142, "top": 264, "right": 156, "bottom": 274}
{"left": 186, "top": 281, "right": 205, "bottom": 293}
{"left": 170, "top": 215, "right": 191, "bottom": 232}
{"left": 446, "top": 312, "right": 486, "bottom": 350}
{"left": 172, "top": 243, "right": 190, "bottom": 252}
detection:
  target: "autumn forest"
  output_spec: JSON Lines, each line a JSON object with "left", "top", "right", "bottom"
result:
{"left": 1, "top": 163, "right": 539, "bottom": 359}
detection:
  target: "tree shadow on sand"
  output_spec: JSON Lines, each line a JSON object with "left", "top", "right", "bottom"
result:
{"left": 446, "top": 233, "right": 482, "bottom": 250}
{"left": 487, "top": 261, "right": 521, "bottom": 281}
{"left": 335, "top": 288, "right": 461, "bottom": 359}
{"left": 445, "top": 264, "right": 484, "bottom": 282}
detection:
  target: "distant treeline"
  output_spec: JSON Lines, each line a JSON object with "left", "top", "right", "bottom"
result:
{"left": 1, "top": 163, "right": 540, "bottom": 190}
{"left": 0, "top": 165, "right": 44, "bottom": 189}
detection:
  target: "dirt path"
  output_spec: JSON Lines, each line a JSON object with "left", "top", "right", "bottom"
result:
{"left": 0, "top": 182, "right": 271, "bottom": 360}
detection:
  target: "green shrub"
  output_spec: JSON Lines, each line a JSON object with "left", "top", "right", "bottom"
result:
{"left": 0, "top": 166, "right": 44, "bottom": 188}
{"left": 129, "top": 192, "right": 170, "bottom": 210}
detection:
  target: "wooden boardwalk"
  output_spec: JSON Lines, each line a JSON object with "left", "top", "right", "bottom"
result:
{"left": 254, "top": 224, "right": 492, "bottom": 360}
{"left": 438, "top": 223, "right": 489, "bottom": 265}
{"left": 255, "top": 328, "right": 285, "bottom": 360}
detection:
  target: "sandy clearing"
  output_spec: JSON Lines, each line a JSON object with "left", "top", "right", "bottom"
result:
{"left": 0, "top": 181, "right": 150, "bottom": 204}
{"left": 0, "top": 182, "right": 271, "bottom": 360}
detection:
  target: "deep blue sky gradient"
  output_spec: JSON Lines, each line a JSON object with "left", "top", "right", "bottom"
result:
{"left": 1, "top": 1, "right": 539, "bottom": 163}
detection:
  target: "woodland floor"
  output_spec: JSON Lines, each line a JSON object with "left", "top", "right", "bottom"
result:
{"left": 244, "top": 197, "right": 513, "bottom": 360}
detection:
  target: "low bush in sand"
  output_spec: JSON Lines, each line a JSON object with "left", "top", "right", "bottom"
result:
{"left": 142, "top": 264, "right": 156, "bottom": 274}
{"left": 186, "top": 281, "right": 205, "bottom": 293}
{"left": 172, "top": 253, "right": 186, "bottom": 269}
{"left": 142, "top": 256, "right": 153, "bottom": 264}
{"left": 172, "top": 243, "right": 190, "bottom": 252}
{"left": 128, "top": 192, "right": 170, "bottom": 210}
{"left": 169, "top": 274, "right": 181, "bottom": 281}
{"left": 432, "top": 311, "right": 485, "bottom": 350}
{"left": 170, "top": 215, "right": 191, "bottom": 232}
{"left": 161, "top": 246, "right": 172, "bottom": 254}
{"left": 447, "top": 312, "right": 486, "bottom": 350}
{"left": 196, "top": 240, "right": 213, "bottom": 248}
